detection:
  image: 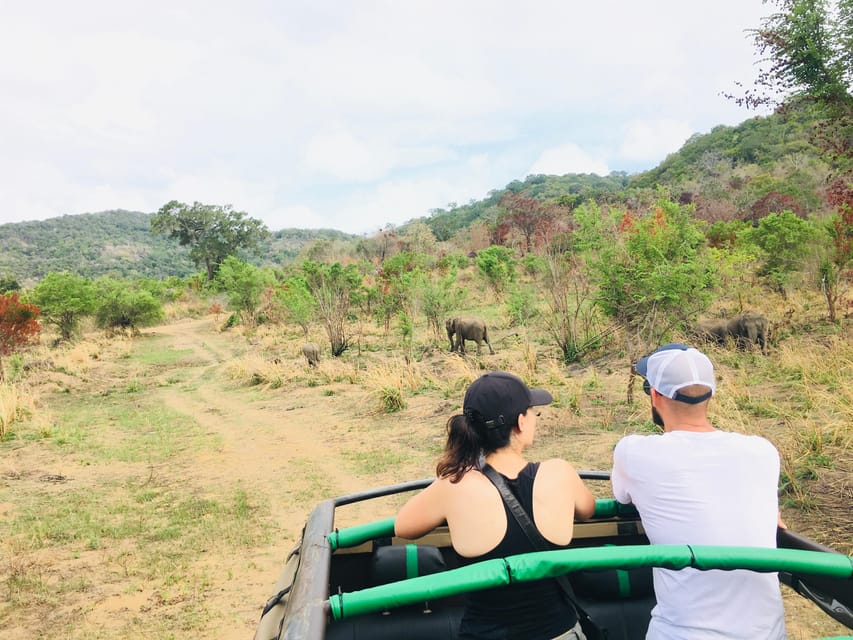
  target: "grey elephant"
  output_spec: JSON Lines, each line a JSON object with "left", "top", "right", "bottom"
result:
{"left": 445, "top": 317, "right": 495, "bottom": 355}
{"left": 302, "top": 342, "right": 321, "bottom": 367}
{"left": 695, "top": 311, "right": 768, "bottom": 354}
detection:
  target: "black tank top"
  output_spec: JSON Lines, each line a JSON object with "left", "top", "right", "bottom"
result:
{"left": 457, "top": 462, "right": 578, "bottom": 640}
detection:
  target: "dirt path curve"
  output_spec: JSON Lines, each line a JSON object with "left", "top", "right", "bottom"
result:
{"left": 139, "top": 317, "right": 392, "bottom": 637}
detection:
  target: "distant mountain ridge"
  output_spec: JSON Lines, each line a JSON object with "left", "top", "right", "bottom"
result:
{"left": 0, "top": 210, "right": 355, "bottom": 285}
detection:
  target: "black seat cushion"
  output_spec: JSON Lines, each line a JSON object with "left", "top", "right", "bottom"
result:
{"left": 371, "top": 544, "right": 448, "bottom": 585}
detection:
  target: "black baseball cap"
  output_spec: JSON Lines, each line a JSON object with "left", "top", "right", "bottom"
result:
{"left": 463, "top": 371, "right": 552, "bottom": 428}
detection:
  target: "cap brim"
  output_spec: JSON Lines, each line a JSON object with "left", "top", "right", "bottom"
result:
{"left": 635, "top": 355, "right": 650, "bottom": 378}
{"left": 529, "top": 388, "right": 553, "bottom": 406}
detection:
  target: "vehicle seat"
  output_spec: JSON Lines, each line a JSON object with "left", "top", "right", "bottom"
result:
{"left": 569, "top": 566, "right": 655, "bottom": 640}
{"left": 326, "top": 544, "right": 462, "bottom": 640}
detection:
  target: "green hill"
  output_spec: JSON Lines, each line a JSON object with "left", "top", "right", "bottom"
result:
{"left": 0, "top": 210, "right": 355, "bottom": 285}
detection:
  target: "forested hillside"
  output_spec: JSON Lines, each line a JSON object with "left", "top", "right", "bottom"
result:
{"left": 417, "top": 106, "right": 830, "bottom": 240}
{"left": 0, "top": 210, "right": 354, "bottom": 285}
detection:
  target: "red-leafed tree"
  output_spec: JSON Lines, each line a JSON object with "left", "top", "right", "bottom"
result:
{"left": 0, "top": 293, "right": 41, "bottom": 380}
{"left": 746, "top": 192, "right": 805, "bottom": 223}
{"left": 497, "top": 192, "right": 561, "bottom": 254}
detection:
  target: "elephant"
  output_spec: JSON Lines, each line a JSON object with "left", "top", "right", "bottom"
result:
{"left": 445, "top": 317, "right": 495, "bottom": 355}
{"left": 694, "top": 311, "right": 768, "bottom": 354}
{"left": 302, "top": 342, "right": 321, "bottom": 367}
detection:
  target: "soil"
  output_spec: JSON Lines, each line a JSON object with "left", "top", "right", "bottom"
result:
{"left": 1, "top": 316, "right": 849, "bottom": 639}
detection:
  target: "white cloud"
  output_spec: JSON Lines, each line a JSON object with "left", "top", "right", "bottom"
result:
{"left": 528, "top": 144, "right": 609, "bottom": 177}
{"left": 0, "top": 0, "right": 776, "bottom": 232}
{"left": 617, "top": 120, "right": 696, "bottom": 165}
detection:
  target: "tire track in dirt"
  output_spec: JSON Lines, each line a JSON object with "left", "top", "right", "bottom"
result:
{"left": 142, "top": 318, "right": 389, "bottom": 637}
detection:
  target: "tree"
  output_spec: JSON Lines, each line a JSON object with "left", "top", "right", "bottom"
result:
{"left": 732, "top": 0, "right": 853, "bottom": 187}
{"left": 590, "top": 199, "right": 717, "bottom": 400}
{"left": 498, "top": 191, "right": 560, "bottom": 254}
{"left": 542, "top": 250, "right": 606, "bottom": 363}
{"left": 733, "top": 0, "right": 852, "bottom": 114}
{"left": 0, "top": 274, "right": 20, "bottom": 294}
{"left": 747, "top": 210, "right": 816, "bottom": 294}
{"left": 151, "top": 201, "right": 269, "bottom": 281}
{"left": 31, "top": 272, "right": 97, "bottom": 341}
{"left": 0, "top": 293, "right": 40, "bottom": 380}
{"left": 476, "top": 246, "right": 516, "bottom": 298}
{"left": 274, "top": 275, "right": 316, "bottom": 337}
{"left": 214, "top": 256, "right": 275, "bottom": 326}
{"left": 413, "top": 270, "right": 464, "bottom": 339}
{"left": 302, "top": 261, "right": 363, "bottom": 356}
{"left": 93, "top": 279, "right": 165, "bottom": 336}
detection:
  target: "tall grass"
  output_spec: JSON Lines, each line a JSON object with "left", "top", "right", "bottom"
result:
{"left": 0, "top": 383, "right": 35, "bottom": 438}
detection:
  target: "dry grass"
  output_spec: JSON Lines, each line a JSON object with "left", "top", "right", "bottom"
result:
{"left": 1, "top": 282, "right": 850, "bottom": 638}
{"left": 0, "top": 383, "right": 36, "bottom": 438}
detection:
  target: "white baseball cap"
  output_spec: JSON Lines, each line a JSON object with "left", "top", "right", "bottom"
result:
{"left": 636, "top": 343, "right": 715, "bottom": 404}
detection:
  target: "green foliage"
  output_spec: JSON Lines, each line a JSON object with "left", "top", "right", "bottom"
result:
{"left": 437, "top": 251, "right": 470, "bottom": 272}
{"left": 93, "top": 279, "right": 165, "bottom": 335}
{"left": 746, "top": 211, "right": 816, "bottom": 291}
{"left": 398, "top": 222, "right": 438, "bottom": 256}
{"left": 593, "top": 199, "right": 717, "bottom": 349}
{"left": 505, "top": 285, "right": 539, "bottom": 328}
{"left": 30, "top": 272, "right": 97, "bottom": 341}
{"left": 0, "top": 210, "right": 198, "bottom": 283}
{"left": 151, "top": 201, "right": 270, "bottom": 281}
{"left": 378, "top": 387, "right": 406, "bottom": 413}
{"left": 274, "top": 275, "right": 316, "bottom": 336}
{"left": 541, "top": 251, "right": 604, "bottom": 363}
{"left": 521, "top": 254, "right": 547, "bottom": 277}
{"left": 214, "top": 257, "right": 275, "bottom": 326}
{"left": 476, "top": 245, "right": 516, "bottom": 297}
{"left": 571, "top": 202, "right": 623, "bottom": 253}
{"left": 413, "top": 270, "right": 464, "bottom": 338}
{"left": 0, "top": 274, "right": 20, "bottom": 293}
{"left": 705, "top": 219, "right": 752, "bottom": 250}
{"left": 743, "top": 0, "right": 852, "bottom": 110}
{"left": 373, "top": 251, "right": 423, "bottom": 334}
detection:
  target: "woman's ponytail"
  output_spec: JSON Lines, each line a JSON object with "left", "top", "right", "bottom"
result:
{"left": 436, "top": 411, "right": 512, "bottom": 482}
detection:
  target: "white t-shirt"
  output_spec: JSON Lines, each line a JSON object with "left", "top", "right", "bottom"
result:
{"left": 612, "top": 430, "right": 786, "bottom": 640}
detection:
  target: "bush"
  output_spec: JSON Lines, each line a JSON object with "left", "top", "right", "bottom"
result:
{"left": 379, "top": 387, "right": 406, "bottom": 413}
{"left": 94, "top": 279, "right": 165, "bottom": 335}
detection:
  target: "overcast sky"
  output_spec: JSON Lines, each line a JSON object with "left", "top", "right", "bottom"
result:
{"left": 0, "top": 1, "right": 774, "bottom": 235}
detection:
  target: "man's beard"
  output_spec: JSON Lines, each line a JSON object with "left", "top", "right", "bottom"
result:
{"left": 651, "top": 406, "right": 665, "bottom": 428}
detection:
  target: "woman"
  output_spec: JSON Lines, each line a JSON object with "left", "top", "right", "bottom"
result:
{"left": 395, "top": 371, "right": 596, "bottom": 640}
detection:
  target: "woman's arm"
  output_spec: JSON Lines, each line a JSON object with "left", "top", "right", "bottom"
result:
{"left": 394, "top": 479, "right": 448, "bottom": 540}
{"left": 571, "top": 469, "right": 596, "bottom": 521}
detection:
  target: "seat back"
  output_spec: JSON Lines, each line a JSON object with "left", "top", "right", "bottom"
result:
{"left": 569, "top": 567, "right": 655, "bottom": 640}
{"left": 326, "top": 544, "right": 462, "bottom": 640}
{"left": 371, "top": 544, "right": 448, "bottom": 587}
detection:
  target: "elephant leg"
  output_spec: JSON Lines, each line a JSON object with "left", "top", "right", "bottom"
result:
{"left": 483, "top": 329, "right": 495, "bottom": 355}
{"left": 475, "top": 340, "right": 482, "bottom": 355}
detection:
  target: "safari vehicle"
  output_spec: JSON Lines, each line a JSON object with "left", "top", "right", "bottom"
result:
{"left": 255, "top": 472, "right": 853, "bottom": 640}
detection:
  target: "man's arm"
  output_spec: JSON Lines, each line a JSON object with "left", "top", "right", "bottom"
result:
{"left": 610, "top": 438, "right": 633, "bottom": 505}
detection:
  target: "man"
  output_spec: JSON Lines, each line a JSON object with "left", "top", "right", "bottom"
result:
{"left": 611, "top": 343, "right": 786, "bottom": 639}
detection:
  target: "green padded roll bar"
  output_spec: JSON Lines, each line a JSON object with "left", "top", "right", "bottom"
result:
{"left": 326, "top": 499, "right": 638, "bottom": 551}
{"left": 327, "top": 544, "right": 853, "bottom": 621}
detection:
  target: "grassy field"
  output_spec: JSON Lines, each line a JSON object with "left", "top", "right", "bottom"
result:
{"left": 0, "top": 288, "right": 850, "bottom": 639}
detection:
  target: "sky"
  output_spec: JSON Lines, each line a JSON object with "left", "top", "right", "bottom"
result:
{"left": 0, "top": 1, "right": 774, "bottom": 235}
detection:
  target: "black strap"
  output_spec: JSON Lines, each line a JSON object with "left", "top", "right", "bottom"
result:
{"left": 481, "top": 464, "right": 604, "bottom": 638}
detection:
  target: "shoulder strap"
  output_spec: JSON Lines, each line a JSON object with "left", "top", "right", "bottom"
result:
{"left": 481, "top": 464, "right": 604, "bottom": 637}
